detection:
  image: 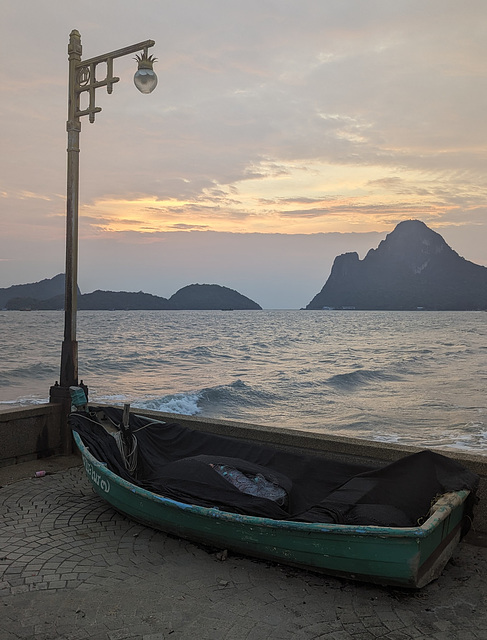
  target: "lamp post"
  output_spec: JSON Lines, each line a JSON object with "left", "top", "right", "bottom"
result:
{"left": 49, "top": 30, "right": 157, "bottom": 452}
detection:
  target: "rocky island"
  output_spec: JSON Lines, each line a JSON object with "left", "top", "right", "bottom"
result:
{"left": 307, "top": 220, "right": 487, "bottom": 311}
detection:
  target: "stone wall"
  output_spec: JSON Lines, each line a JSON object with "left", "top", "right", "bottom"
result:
{"left": 0, "top": 404, "right": 63, "bottom": 466}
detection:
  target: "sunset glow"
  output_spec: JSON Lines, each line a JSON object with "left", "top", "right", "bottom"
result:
{"left": 1, "top": 1, "right": 486, "bottom": 307}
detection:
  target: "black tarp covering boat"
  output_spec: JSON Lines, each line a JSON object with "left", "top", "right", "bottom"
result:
{"left": 70, "top": 406, "right": 478, "bottom": 528}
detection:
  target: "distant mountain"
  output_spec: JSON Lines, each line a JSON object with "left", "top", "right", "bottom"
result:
{"left": 168, "top": 284, "right": 262, "bottom": 310}
{"left": 4, "top": 277, "right": 261, "bottom": 311}
{"left": 0, "top": 274, "right": 75, "bottom": 309}
{"left": 306, "top": 220, "right": 487, "bottom": 310}
{"left": 78, "top": 290, "right": 170, "bottom": 310}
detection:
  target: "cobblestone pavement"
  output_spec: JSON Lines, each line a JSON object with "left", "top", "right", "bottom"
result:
{"left": 1, "top": 466, "right": 486, "bottom": 640}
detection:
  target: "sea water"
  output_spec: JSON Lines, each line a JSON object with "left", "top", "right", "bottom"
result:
{"left": 1, "top": 310, "right": 485, "bottom": 452}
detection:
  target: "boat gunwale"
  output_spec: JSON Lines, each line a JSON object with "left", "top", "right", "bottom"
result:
{"left": 73, "top": 430, "right": 469, "bottom": 539}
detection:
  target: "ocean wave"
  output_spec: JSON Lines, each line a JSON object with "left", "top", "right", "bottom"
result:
{"left": 366, "top": 419, "right": 487, "bottom": 452}
{"left": 80, "top": 355, "right": 167, "bottom": 374}
{"left": 0, "top": 396, "right": 49, "bottom": 406}
{"left": 438, "top": 423, "right": 487, "bottom": 451}
{"left": 130, "top": 379, "right": 275, "bottom": 416}
{"left": 0, "top": 362, "right": 56, "bottom": 385}
{"left": 172, "top": 346, "right": 218, "bottom": 359}
{"left": 134, "top": 392, "right": 202, "bottom": 416}
{"left": 326, "top": 369, "right": 400, "bottom": 389}
{"left": 198, "top": 379, "right": 276, "bottom": 408}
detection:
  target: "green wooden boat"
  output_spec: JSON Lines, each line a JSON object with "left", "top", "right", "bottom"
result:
{"left": 71, "top": 409, "right": 477, "bottom": 589}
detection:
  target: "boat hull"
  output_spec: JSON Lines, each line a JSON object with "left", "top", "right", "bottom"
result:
{"left": 73, "top": 431, "right": 469, "bottom": 588}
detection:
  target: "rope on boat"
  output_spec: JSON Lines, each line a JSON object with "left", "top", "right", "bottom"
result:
{"left": 80, "top": 404, "right": 141, "bottom": 474}
{"left": 113, "top": 430, "right": 138, "bottom": 474}
{"left": 72, "top": 405, "right": 165, "bottom": 475}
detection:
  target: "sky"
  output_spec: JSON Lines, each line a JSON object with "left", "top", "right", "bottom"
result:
{"left": 1, "top": 0, "right": 487, "bottom": 309}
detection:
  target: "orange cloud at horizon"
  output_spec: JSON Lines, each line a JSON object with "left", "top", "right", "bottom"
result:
{"left": 77, "top": 160, "right": 466, "bottom": 237}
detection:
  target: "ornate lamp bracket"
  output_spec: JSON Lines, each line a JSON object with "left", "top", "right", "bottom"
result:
{"left": 68, "top": 30, "right": 155, "bottom": 124}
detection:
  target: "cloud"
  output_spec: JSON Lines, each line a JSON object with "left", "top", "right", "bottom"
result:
{"left": 169, "top": 223, "right": 210, "bottom": 230}
{"left": 279, "top": 208, "right": 334, "bottom": 219}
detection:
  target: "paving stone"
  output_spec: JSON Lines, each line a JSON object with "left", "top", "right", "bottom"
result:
{"left": 107, "top": 630, "right": 133, "bottom": 640}
{"left": 10, "top": 585, "right": 29, "bottom": 595}
{"left": 383, "top": 631, "right": 413, "bottom": 640}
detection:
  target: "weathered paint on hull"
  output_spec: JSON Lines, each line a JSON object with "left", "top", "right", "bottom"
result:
{"left": 74, "top": 432, "right": 468, "bottom": 588}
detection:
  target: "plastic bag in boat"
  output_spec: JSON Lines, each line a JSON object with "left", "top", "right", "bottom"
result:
{"left": 211, "top": 463, "right": 288, "bottom": 506}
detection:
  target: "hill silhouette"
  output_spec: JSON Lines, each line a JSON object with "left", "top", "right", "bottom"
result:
{"left": 306, "top": 220, "right": 487, "bottom": 310}
{"left": 3, "top": 280, "right": 262, "bottom": 311}
{"left": 168, "top": 284, "right": 261, "bottom": 310}
{"left": 0, "top": 274, "right": 74, "bottom": 309}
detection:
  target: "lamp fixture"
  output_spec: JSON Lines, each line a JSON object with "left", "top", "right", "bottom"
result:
{"left": 134, "top": 52, "right": 158, "bottom": 94}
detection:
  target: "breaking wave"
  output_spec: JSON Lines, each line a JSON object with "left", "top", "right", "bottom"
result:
{"left": 130, "top": 379, "right": 276, "bottom": 416}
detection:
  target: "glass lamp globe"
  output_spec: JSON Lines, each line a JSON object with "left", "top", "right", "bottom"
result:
{"left": 134, "top": 53, "right": 158, "bottom": 94}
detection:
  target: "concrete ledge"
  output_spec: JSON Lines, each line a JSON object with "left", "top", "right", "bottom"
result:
{"left": 135, "top": 408, "right": 486, "bottom": 469}
{"left": 0, "top": 403, "right": 63, "bottom": 466}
